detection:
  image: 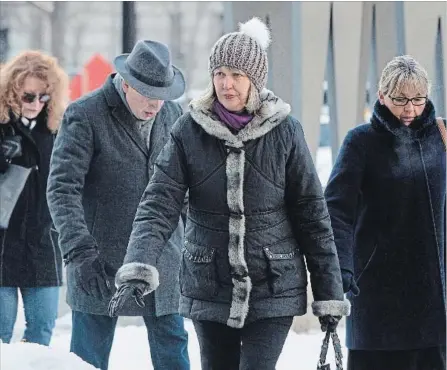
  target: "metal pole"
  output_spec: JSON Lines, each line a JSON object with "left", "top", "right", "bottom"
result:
{"left": 327, "top": 3, "right": 340, "bottom": 163}
{"left": 122, "top": 1, "right": 137, "bottom": 53}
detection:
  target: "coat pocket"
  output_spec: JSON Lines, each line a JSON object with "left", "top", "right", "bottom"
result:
{"left": 355, "top": 244, "right": 378, "bottom": 286}
{"left": 180, "top": 240, "right": 218, "bottom": 300}
{"left": 263, "top": 238, "right": 306, "bottom": 296}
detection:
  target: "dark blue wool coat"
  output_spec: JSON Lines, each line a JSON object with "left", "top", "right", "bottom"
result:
{"left": 325, "top": 100, "right": 446, "bottom": 350}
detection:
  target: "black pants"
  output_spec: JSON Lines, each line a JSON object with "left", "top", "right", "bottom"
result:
{"left": 348, "top": 346, "right": 446, "bottom": 370}
{"left": 193, "top": 316, "right": 293, "bottom": 370}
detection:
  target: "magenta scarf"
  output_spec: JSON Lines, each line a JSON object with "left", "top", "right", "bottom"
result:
{"left": 212, "top": 100, "right": 253, "bottom": 132}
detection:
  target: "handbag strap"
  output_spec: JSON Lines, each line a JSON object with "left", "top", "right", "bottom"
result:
{"left": 317, "top": 330, "right": 344, "bottom": 370}
{"left": 436, "top": 117, "right": 447, "bottom": 151}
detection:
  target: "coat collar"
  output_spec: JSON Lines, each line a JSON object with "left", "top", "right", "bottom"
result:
{"left": 189, "top": 89, "right": 291, "bottom": 146}
{"left": 103, "top": 74, "right": 149, "bottom": 157}
{"left": 371, "top": 99, "right": 437, "bottom": 141}
{"left": 103, "top": 73, "right": 125, "bottom": 108}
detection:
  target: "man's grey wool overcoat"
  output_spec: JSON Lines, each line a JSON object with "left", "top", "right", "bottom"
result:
{"left": 47, "top": 74, "right": 184, "bottom": 316}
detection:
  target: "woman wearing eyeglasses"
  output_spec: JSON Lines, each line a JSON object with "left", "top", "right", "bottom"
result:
{"left": 0, "top": 50, "right": 69, "bottom": 345}
{"left": 324, "top": 55, "right": 446, "bottom": 370}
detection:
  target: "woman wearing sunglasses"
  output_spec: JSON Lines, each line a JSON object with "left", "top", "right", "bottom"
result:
{"left": 0, "top": 50, "right": 69, "bottom": 345}
{"left": 325, "top": 55, "right": 446, "bottom": 369}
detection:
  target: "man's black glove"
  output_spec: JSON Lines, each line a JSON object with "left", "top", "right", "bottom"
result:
{"left": 319, "top": 315, "right": 342, "bottom": 333}
{"left": 341, "top": 269, "right": 360, "bottom": 296}
{"left": 108, "top": 280, "right": 148, "bottom": 317}
{"left": 64, "top": 247, "right": 115, "bottom": 300}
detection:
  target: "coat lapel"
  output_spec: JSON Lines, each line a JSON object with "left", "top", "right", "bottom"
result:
{"left": 112, "top": 106, "right": 148, "bottom": 157}
{"left": 103, "top": 74, "right": 148, "bottom": 158}
{"left": 148, "top": 108, "right": 167, "bottom": 152}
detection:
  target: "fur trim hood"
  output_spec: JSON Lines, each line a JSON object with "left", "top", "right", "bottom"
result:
{"left": 189, "top": 88, "right": 291, "bottom": 146}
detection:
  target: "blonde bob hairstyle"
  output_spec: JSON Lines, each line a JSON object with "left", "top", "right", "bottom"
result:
{"left": 192, "top": 67, "right": 261, "bottom": 114}
{"left": 378, "top": 55, "right": 431, "bottom": 98}
{"left": 0, "top": 50, "right": 69, "bottom": 132}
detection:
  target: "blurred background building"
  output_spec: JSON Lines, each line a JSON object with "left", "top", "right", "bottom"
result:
{"left": 0, "top": 2, "right": 224, "bottom": 94}
{"left": 1, "top": 0, "right": 445, "bottom": 332}
{"left": 1, "top": 1, "right": 445, "bottom": 162}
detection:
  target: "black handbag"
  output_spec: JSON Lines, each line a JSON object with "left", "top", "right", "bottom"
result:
{"left": 317, "top": 330, "right": 344, "bottom": 370}
{"left": 0, "top": 164, "right": 32, "bottom": 228}
{"left": 0, "top": 126, "right": 32, "bottom": 229}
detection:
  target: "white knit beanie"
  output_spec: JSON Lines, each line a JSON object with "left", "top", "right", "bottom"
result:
{"left": 208, "top": 17, "right": 271, "bottom": 92}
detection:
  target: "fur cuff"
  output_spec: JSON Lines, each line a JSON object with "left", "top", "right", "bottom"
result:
{"left": 311, "top": 299, "right": 351, "bottom": 317}
{"left": 115, "top": 263, "right": 159, "bottom": 295}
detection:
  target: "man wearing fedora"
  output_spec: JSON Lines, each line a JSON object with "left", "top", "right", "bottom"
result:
{"left": 47, "top": 40, "right": 190, "bottom": 370}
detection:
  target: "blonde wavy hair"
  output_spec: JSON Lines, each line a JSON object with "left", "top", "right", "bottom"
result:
{"left": 378, "top": 55, "right": 431, "bottom": 97}
{"left": 0, "top": 50, "right": 69, "bottom": 132}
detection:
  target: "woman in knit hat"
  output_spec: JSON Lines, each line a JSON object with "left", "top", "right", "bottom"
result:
{"left": 109, "top": 18, "right": 350, "bottom": 369}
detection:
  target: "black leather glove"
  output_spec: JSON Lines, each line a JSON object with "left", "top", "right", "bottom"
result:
{"left": 64, "top": 247, "right": 116, "bottom": 300}
{"left": 108, "top": 279, "right": 148, "bottom": 317}
{"left": 341, "top": 269, "right": 360, "bottom": 296}
{"left": 319, "top": 315, "right": 342, "bottom": 333}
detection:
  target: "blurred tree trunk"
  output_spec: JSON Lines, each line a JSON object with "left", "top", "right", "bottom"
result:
{"left": 169, "top": 6, "right": 184, "bottom": 70}
{"left": 26, "top": 1, "right": 67, "bottom": 66}
{"left": 64, "top": 2, "right": 93, "bottom": 70}
{"left": 30, "top": 6, "right": 44, "bottom": 50}
{"left": 184, "top": 2, "right": 210, "bottom": 90}
{"left": 51, "top": 1, "right": 67, "bottom": 66}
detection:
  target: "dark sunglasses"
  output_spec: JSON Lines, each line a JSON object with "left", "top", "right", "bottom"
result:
{"left": 21, "top": 92, "right": 51, "bottom": 104}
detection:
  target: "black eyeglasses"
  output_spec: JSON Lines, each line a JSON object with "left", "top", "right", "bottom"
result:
{"left": 390, "top": 96, "right": 427, "bottom": 106}
{"left": 21, "top": 92, "right": 51, "bottom": 104}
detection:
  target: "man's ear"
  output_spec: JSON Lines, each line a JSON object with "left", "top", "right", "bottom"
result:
{"left": 122, "top": 80, "right": 129, "bottom": 93}
{"left": 378, "top": 90, "right": 385, "bottom": 105}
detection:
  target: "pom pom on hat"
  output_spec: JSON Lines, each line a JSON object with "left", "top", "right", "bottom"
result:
{"left": 239, "top": 17, "right": 271, "bottom": 50}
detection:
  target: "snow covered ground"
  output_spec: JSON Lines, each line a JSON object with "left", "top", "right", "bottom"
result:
{"left": 0, "top": 147, "right": 338, "bottom": 370}
{"left": 2, "top": 306, "right": 347, "bottom": 370}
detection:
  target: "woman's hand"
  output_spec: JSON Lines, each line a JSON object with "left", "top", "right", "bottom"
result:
{"left": 319, "top": 315, "right": 342, "bottom": 333}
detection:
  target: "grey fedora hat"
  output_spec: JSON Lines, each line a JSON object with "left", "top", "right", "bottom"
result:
{"left": 114, "top": 40, "right": 185, "bottom": 100}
